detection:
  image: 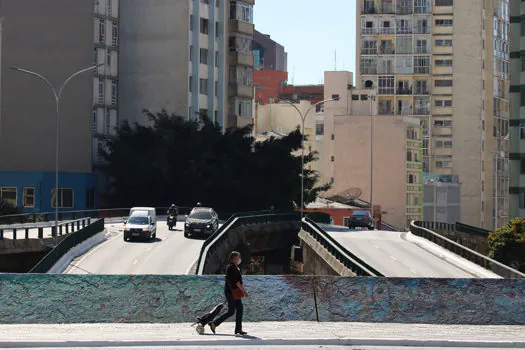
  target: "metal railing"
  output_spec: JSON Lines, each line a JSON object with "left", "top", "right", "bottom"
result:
{"left": 417, "top": 221, "right": 490, "bottom": 238}
{"left": 195, "top": 211, "right": 298, "bottom": 275}
{"left": 380, "top": 221, "right": 403, "bottom": 232}
{"left": 0, "top": 217, "right": 93, "bottom": 241}
{"left": 410, "top": 221, "right": 525, "bottom": 279}
{"left": 302, "top": 217, "right": 384, "bottom": 277}
{"left": 29, "top": 219, "right": 105, "bottom": 273}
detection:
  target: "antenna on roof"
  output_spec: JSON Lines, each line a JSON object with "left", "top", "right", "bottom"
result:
{"left": 334, "top": 49, "right": 337, "bottom": 70}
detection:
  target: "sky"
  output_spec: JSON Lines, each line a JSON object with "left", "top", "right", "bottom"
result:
{"left": 253, "top": 0, "right": 356, "bottom": 85}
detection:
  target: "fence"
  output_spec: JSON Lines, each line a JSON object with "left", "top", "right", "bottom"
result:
{"left": 410, "top": 221, "right": 524, "bottom": 279}
{"left": 0, "top": 218, "right": 93, "bottom": 241}
{"left": 301, "top": 217, "right": 384, "bottom": 277}
{"left": 29, "top": 218, "right": 105, "bottom": 273}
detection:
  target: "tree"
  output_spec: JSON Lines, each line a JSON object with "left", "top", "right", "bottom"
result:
{"left": 488, "top": 218, "right": 525, "bottom": 272}
{"left": 102, "top": 110, "right": 328, "bottom": 214}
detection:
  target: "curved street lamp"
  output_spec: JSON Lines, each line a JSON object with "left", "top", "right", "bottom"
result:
{"left": 270, "top": 95, "right": 340, "bottom": 219}
{"left": 10, "top": 64, "right": 104, "bottom": 246}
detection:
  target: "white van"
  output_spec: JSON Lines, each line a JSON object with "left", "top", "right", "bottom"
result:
{"left": 124, "top": 207, "right": 157, "bottom": 241}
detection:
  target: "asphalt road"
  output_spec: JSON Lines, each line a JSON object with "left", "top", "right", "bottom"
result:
{"left": 65, "top": 221, "right": 204, "bottom": 275}
{"left": 327, "top": 229, "right": 477, "bottom": 278}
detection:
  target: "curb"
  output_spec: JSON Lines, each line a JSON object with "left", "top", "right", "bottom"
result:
{"left": 1, "top": 338, "right": 524, "bottom": 348}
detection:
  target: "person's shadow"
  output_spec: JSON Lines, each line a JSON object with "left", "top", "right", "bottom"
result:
{"left": 200, "top": 333, "right": 260, "bottom": 340}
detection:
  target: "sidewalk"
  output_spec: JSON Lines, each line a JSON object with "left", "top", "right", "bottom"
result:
{"left": 1, "top": 322, "right": 524, "bottom": 348}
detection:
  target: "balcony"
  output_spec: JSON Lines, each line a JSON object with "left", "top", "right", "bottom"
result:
{"left": 361, "top": 48, "right": 378, "bottom": 54}
{"left": 396, "top": 7, "right": 413, "bottom": 15}
{"left": 396, "top": 88, "right": 412, "bottom": 95}
{"left": 379, "top": 107, "right": 394, "bottom": 115}
{"left": 229, "top": 83, "right": 253, "bottom": 99}
{"left": 361, "top": 68, "right": 378, "bottom": 75}
{"left": 414, "top": 26, "right": 430, "bottom": 34}
{"left": 397, "top": 107, "right": 411, "bottom": 115}
{"left": 414, "top": 108, "right": 430, "bottom": 115}
{"left": 229, "top": 19, "right": 254, "bottom": 36}
{"left": 378, "top": 87, "right": 395, "bottom": 95}
{"left": 361, "top": 27, "right": 378, "bottom": 35}
{"left": 414, "top": 67, "right": 430, "bottom": 74}
{"left": 414, "top": 89, "right": 429, "bottom": 95}
{"left": 379, "top": 27, "right": 395, "bottom": 35}
{"left": 229, "top": 52, "right": 254, "bottom": 67}
{"left": 396, "top": 28, "right": 413, "bottom": 35}
{"left": 379, "top": 47, "right": 395, "bottom": 54}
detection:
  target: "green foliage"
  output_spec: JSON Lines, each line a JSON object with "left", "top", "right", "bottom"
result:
{"left": 488, "top": 218, "right": 525, "bottom": 272}
{"left": 102, "top": 110, "right": 329, "bottom": 214}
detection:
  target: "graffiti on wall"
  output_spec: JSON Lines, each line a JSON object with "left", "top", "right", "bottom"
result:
{"left": 0, "top": 275, "right": 523, "bottom": 325}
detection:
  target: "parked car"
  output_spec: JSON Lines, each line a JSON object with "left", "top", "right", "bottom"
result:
{"left": 123, "top": 207, "right": 157, "bottom": 241}
{"left": 347, "top": 210, "right": 375, "bottom": 230}
{"left": 184, "top": 207, "right": 219, "bottom": 238}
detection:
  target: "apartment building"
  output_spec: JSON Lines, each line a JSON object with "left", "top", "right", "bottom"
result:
{"left": 93, "top": 0, "right": 119, "bottom": 164}
{"left": 357, "top": 0, "right": 510, "bottom": 230}
{"left": 119, "top": 0, "right": 254, "bottom": 131}
{"left": 253, "top": 30, "right": 288, "bottom": 71}
{"left": 0, "top": 0, "right": 98, "bottom": 213}
{"left": 323, "top": 71, "right": 423, "bottom": 229}
{"left": 510, "top": 0, "right": 525, "bottom": 218}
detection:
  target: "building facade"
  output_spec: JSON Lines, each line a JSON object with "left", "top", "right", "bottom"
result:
{"left": 0, "top": 0, "right": 98, "bottom": 213}
{"left": 323, "top": 71, "right": 423, "bottom": 229}
{"left": 423, "top": 174, "right": 461, "bottom": 223}
{"left": 510, "top": 0, "right": 525, "bottom": 219}
{"left": 357, "top": 0, "right": 510, "bottom": 230}
{"left": 253, "top": 30, "right": 288, "bottom": 71}
{"left": 119, "top": 0, "right": 255, "bottom": 130}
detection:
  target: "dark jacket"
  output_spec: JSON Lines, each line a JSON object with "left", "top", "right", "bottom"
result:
{"left": 224, "top": 263, "right": 242, "bottom": 294}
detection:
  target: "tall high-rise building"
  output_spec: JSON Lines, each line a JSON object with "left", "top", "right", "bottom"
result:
{"left": 509, "top": 0, "right": 524, "bottom": 218}
{"left": 119, "top": 0, "right": 255, "bottom": 130}
{"left": 253, "top": 30, "right": 288, "bottom": 71}
{"left": 357, "top": 0, "right": 510, "bottom": 229}
{"left": 0, "top": 0, "right": 118, "bottom": 213}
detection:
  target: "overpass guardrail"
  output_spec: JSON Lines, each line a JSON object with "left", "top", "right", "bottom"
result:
{"left": 410, "top": 220, "right": 525, "bottom": 279}
{"left": 0, "top": 218, "right": 94, "bottom": 241}
{"left": 29, "top": 218, "right": 105, "bottom": 273}
{"left": 302, "top": 217, "right": 384, "bottom": 277}
{"left": 195, "top": 211, "right": 299, "bottom": 275}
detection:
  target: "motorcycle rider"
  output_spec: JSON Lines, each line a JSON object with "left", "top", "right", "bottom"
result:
{"left": 167, "top": 204, "right": 178, "bottom": 224}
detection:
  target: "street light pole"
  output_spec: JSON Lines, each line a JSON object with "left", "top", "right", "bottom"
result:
{"left": 272, "top": 96, "right": 340, "bottom": 219}
{"left": 369, "top": 93, "right": 376, "bottom": 221}
{"left": 10, "top": 64, "right": 103, "bottom": 246}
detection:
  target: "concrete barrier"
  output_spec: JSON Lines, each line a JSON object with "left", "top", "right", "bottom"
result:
{"left": 0, "top": 275, "right": 523, "bottom": 325}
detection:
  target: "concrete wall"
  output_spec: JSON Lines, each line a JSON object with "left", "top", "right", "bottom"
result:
{"left": 0, "top": 0, "right": 94, "bottom": 173}
{"left": 118, "top": 0, "right": 190, "bottom": 125}
{"left": 0, "top": 275, "right": 523, "bottom": 325}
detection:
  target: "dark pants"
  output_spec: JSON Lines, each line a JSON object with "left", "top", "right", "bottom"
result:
{"left": 213, "top": 292, "right": 243, "bottom": 331}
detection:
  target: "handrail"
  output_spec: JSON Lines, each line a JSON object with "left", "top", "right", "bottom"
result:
{"left": 195, "top": 211, "right": 295, "bottom": 275}
{"left": 0, "top": 217, "right": 92, "bottom": 241}
{"left": 410, "top": 220, "right": 525, "bottom": 279}
{"left": 381, "top": 221, "right": 403, "bottom": 232}
{"left": 302, "top": 217, "right": 384, "bottom": 277}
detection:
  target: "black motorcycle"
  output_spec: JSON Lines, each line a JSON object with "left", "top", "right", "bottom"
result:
{"left": 167, "top": 209, "right": 178, "bottom": 231}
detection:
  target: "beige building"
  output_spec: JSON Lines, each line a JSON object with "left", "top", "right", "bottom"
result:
{"left": 357, "top": 0, "right": 510, "bottom": 230}
{"left": 323, "top": 71, "right": 423, "bottom": 229}
{"left": 256, "top": 100, "right": 324, "bottom": 173}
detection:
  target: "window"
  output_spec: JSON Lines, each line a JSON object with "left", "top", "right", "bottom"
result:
{"left": 112, "top": 23, "right": 118, "bottom": 47}
{"left": 23, "top": 187, "right": 35, "bottom": 208}
{"left": 521, "top": 158, "right": 525, "bottom": 174}
{"left": 435, "top": 140, "right": 453, "bottom": 148}
{"left": 435, "top": 59, "right": 453, "bottom": 67}
{"left": 414, "top": 0, "right": 431, "bottom": 13}
{"left": 415, "top": 39, "right": 428, "bottom": 53}
{"left": 331, "top": 156, "right": 335, "bottom": 162}
{"left": 92, "top": 110, "right": 97, "bottom": 134}
{"left": 378, "top": 75, "right": 394, "bottom": 94}
{"left": 435, "top": 19, "right": 453, "bottom": 26}
{"left": 232, "top": 1, "right": 253, "bottom": 23}
{"left": 316, "top": 122, "right": 324, "bottom": 136}
{"left": 0, "top": 187, "right": 17, "bottom": 207}
{"left": 436, "top": 160, "right": 452, "bottom": 168}
{"left": 352, "top": 94, "right": 359, "bottom": 100}
{"left": 190, "top": 15, "right": 193, "bottom": 31}
{"left": 229, "top": 36, "right": 252, "bottom": 54}
{"left": 434, "top": 120, "right": 453, "bottom": 127}
{"left": 521, "top": 20, "right": 525, "bottom": 36}
{"left": 435, "top": 39, "right": 452, "bottom": 46}
{"left": 86, "top": 189, "right": 95, "bottom": 209}
{"left": 189, "top": 76, "right": 192, "bottom": 92}
{"left": 98, "top": 80, "right": 104, "bottom": 104}
{"left": 107, "top": 52, "right": 111, "bottom": 67}
{"left": 521, "top": 90, "right": 525, "bottom": 106}
{"left": 51, "top": 188, "right": 74, "bottom": 208}
{"left": 105, "top": 109, "right": 110, "bottom": 135}
{"left": 189, "top": 45, "right": 193, "bottom": 62}
{"left": 435, "top": 79, "right": 453, "bottom": 87}
{"left": 520, "top": 124, "right": 525, "bottom": 139}
{"left": 520, "top": 193, "right": 525, "bottom": 209}
{"left": 435, "top": 0, "right": 453, "bottom": 5}
{"left": 107, "top": 0, "right": 112, "bottom": 15}
{"left": 215, "top": 51, "right": 219, "bottom": 67}
{"left": 99, "top": 19, "right": 105, "bottom": 43}
{"left": 216, "top": 22, "right": 219, "bottom": 39}
{"left": 200, "top": 18, "right": 209, "bottom": 34}
{"left": 361, "top": 94, "right": 368, "bottom": 100}
{"left": 229, "top": 67, "right": 253, "bottom": 86}
{"left": 215, "top": 81, "right": 218, "bottom": 97}
{"left": 199, "top": 78, "right": 208, "bottom": 95}
{"left": 435, "top": 99, "right": 452, "bottom": 107}
{"left": 229, "top": 99, "right": 252, "bottom": 118}
{"left": 111, "top": 81, "right": 117, "bottom": 105}
{"left": 200, "top": 48, "right": 208, "bottom": 64}
{"left": 414, "top": 56, "right": 430, "bottom": 74}
{"left": 522, "top": 56, "right": 525, "bottom": 72}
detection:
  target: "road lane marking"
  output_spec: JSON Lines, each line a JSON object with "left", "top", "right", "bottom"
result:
{"left": 132, "top": 259, "right": 139, "bottom": 265}
{"left": 410, "top": 269, "right": 418, "bottom": 275}
{"left": 390, "top": 256, "right": 397, "bottom": 261}
{"left": 66, "top": 229, "right": 121, "bottom": 274}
